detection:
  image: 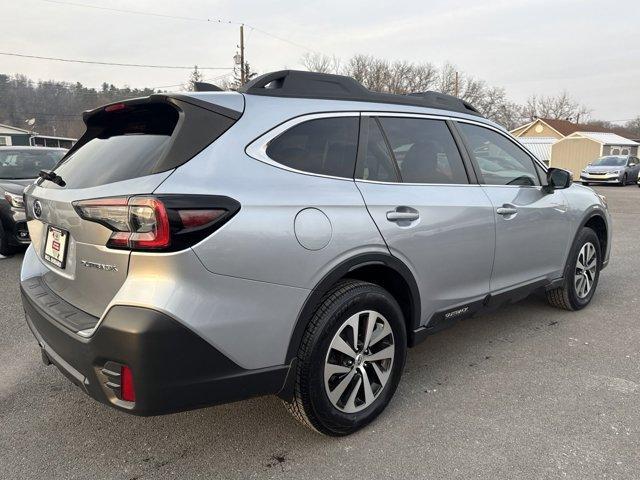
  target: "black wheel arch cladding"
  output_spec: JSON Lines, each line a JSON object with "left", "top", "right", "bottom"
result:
{"left": 285, "top": 253, "right": 421, "bottom": 364}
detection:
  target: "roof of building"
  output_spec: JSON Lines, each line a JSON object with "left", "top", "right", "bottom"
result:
{"left": 511, "top": 118, "right": 621, "bottom": 138}
{"left": 566, "top": 132, "right": 639, "bottom": 146}
{"left": 517, "top": 137, "right": 556, "bottom": 162}
{"left": 0, "top": 123, "right": 31, "bottom": 135}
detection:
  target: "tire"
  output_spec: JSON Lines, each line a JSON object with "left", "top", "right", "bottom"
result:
{"left": 546, "top": 227, "right": 601, "bottom": 311}
{"left": 285, "top": 279, "right": 407, "bottom": 436}
{"left": 0, "top": 227, "right": 17, "bottom": 257}
{"left": 619, "top": 174, "right": 627, "bottom": 186}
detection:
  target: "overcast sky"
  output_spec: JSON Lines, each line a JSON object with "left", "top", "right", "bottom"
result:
{"left": 3, "top": 0, "right": 639, "bottom": 122}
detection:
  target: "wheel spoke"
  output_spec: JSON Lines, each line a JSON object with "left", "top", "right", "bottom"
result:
{"left": 331, "top": 335, "right": 357, "bottom": 359}
{"left": 371, "top": 361, "right": 390, "bottom": 386}
{"left": 345, "top": 313, "right": 360, "bottom": 351}
{"left": 369, "top": 322, "right": 392, "bottom": 347}
{"left": 327, "top": 369, "right": 356, "bottom": 405}
{"left": 362, "top": 311, "right": 377, "bottom": 350}
{"left": 359, "top": 367, "right": 375, "bottom": 406}
{"left": 344, "top": 376, "right": 362, "bottom": 412}
{"left": 324, "top": 362, "right": 351, "bottom": 379}
{"left": 366, "top": 345, "right": 394, "bottom": 362}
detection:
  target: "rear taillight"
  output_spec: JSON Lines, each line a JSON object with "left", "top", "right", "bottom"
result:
{"left": 73, "top": 195, "right": 240, "bottom": 252}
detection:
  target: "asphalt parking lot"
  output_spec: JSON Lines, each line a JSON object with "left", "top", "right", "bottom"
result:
{"left": 0, "top": 185, "right": 638, "bottom": 479}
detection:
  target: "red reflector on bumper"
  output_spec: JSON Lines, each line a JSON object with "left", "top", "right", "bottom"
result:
{"left": 121, "top": 365, "right": 136, "bottom": 402}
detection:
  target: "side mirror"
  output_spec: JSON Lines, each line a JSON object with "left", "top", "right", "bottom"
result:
{"left": 543, "top": 168, "right": 572, "bottom": 193}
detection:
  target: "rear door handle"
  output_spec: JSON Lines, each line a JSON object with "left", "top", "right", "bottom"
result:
{"left": 496, "top": 206, "right": 518, "bottom": 216}
{"left": 386, "top": 207, "right": 420, "bottom": 222}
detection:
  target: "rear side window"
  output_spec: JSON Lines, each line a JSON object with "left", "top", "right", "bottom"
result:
{"left": 49, "top": 100, "right": 236, "bottom": 189}
{"left": 363, "top": 117, "right": 468, "bottom": 184}
{"left": 356, "top": 118, "right": 398, "bottom": 182}
{"left": 266, "top": 117, "right": 359, "bottom": 178}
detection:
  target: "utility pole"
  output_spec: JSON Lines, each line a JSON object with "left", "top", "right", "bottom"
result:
{"left": 240, "top": 24, "right": 245, "bottom": 85}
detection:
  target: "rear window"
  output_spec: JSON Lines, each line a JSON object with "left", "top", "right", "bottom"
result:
{"left": 52, "top": 103, "right": 178, "bottom": 189}
{"left": 266, "top": 117, "right": 359, "bottom": 178}
{"left": 46, "top": 99, "right": 237, "bottom": 189}
{"left": 0, "top": 149, "right": 65, "bottom": 180}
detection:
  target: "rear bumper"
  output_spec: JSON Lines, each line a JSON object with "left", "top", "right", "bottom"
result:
{"left": 21, "top": 278, "right": 291, "bottom": 416}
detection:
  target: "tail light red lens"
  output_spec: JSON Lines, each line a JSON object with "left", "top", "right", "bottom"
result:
{"left": 120, "top": 365, "right": 136, "bottom": 402}
{"left": 73, "top": 195, "right": 240, "bottom": 252}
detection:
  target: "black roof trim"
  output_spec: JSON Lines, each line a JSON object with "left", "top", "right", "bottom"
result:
{"left": 239, "top": 70, "right": 482, "bottom": 117}
{"left": 194, "top": 81, "right": 223, "bottom": 92}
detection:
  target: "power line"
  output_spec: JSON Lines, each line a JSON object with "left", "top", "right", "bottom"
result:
{"left": 0, "top": 52, "right": 232, "bottom": 70}
{"left": 39, "top": 0, "right": 320, "bottom": 53}
{"left": 41, "top": 0, "right": 241, "bottom": 25}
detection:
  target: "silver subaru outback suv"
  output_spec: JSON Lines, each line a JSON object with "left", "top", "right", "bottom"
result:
{"left": 21, "top": 70, "right": 611, "bottom": 436}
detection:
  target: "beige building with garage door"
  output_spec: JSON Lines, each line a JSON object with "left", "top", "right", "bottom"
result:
{"left": 550, "top": 132, "right": 639, "bottom": 175}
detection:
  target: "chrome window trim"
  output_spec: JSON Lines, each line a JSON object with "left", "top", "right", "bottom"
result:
{"left": 245, "top": 111, "right": 360, "bottom": 182}
{"left": 245, "top": 109, "right": 547, "bottom": 184}
{"left": 356, "top": 179, "right": 482, "bottom": 187}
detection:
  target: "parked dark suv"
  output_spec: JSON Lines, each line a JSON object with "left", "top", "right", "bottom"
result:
{"left": 0, "top": 146, "right": 66, "bottom": 255}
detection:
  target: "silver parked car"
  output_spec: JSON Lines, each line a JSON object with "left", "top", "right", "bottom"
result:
{"left": 580, "top": 155, "right": 640, "bottom": 186}
{"left": 20, "top": 71, "right": 611, "bottom": 436}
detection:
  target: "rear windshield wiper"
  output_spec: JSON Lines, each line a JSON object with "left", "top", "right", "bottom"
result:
{"left": 38, "top": 170, "right": 66, "bottom": 187}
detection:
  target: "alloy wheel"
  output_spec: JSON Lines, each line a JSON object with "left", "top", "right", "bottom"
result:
{"left": 574, "top": 242, "right": 597, "bottom": 298}
{"left": 324, "top": 310, "right": 395, "bottom": 413}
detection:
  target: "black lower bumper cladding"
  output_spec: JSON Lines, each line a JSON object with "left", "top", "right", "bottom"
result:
{"left": 21, "top": 280, "right": 290, "bottom": 416}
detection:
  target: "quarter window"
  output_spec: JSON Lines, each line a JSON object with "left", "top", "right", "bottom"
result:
{"left": 266, "top": 117, "right": 359, "bottom": 178}
{"left": 457, "top": 123, "right": 540, "bottom": 186}
{"left": 359, "top": 117, "right": 468, "bottom": 184}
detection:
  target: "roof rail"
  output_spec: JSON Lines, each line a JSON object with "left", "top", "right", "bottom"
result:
{"left": 238, "top": 70, "right": 482, "bottom": 116}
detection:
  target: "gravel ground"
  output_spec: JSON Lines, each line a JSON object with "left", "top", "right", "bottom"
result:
{"left": 0, "top": 185, "right": 638, "bottom": 479}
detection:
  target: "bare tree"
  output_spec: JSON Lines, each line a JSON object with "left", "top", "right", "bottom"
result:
{"left": 522, "top": 91, "right": 591, "bottom": 123}
{"left": 625, "top": 116, "right": 640, "bottom": 138}
{"left": 301, "top": 53, "right": 341, "bottom": 74}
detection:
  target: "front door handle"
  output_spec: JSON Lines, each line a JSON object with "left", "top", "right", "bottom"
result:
{"left": 496, "top": 206, "right": 518, "bottom": 216}
{"left": 386, "top": 207, "right": 420, "bottom": 222}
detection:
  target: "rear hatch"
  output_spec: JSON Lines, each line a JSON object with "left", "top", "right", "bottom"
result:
{"left": 23, "top": 94, "right": 242, "bottom": 319}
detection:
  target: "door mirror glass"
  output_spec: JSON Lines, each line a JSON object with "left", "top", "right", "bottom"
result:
{"left": 546, "top": 168, "right": 572, "bottom": 191}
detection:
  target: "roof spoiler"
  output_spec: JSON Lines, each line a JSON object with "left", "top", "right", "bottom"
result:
{"left": 239, "top": 70, "right": 482, "bottom": 116}
{"left": 81, "top": 93, "right": 242, "bottom": 124}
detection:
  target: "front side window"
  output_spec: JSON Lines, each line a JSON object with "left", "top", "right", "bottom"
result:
{"left": 457, "top": 123, "right": 540, "bottom": 186}
{"left": 266, "top": 117, "right": 359, "bottom": 178}
{"left": 361, "top": 117, "right": 468, "bottom": 184}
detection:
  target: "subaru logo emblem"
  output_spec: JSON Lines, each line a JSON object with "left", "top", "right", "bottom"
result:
{"left": 33, "top": 200, "right": 42, "bottom": 219}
